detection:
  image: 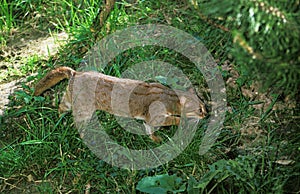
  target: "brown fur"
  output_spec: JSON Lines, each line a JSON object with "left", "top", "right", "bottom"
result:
{"left": 34, "top": 67, "right": 207, "bottom": 141}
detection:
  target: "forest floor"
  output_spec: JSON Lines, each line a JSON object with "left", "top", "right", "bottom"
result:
{"left": 0, "top": 1, "right": 299, "bottom": 193}
{"left": 0, "top": 28, "right": 68, "bottom": 115}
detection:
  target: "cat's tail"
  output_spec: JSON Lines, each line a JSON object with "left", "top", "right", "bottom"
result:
{"left": 34, "top": 66, "right": 75, "bottom": 96}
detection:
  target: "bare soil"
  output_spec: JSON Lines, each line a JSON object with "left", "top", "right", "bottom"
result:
{"left": 0, "top": 28, "right": 68, "bottom": 115}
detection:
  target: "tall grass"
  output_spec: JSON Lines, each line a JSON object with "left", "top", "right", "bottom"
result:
{"left": 0, "top": 0, "right": 299, "bottom": 193}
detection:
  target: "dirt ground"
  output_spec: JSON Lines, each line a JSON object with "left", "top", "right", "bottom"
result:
{"left": 0, "top": 29, "right": 68, "bottom": 115}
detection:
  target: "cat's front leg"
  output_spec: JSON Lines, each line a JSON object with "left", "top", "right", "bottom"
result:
{"left": 143, "top": 123, "right": 162, "bottom": 143}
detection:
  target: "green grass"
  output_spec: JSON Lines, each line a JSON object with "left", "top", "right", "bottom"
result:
{"left": 1, "top": 0, "right": 299, "bottom": 193}
{"left": 0, "top": 0, "right": 14, "bottom": 32}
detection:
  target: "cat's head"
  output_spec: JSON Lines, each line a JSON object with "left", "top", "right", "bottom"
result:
{"left": 179, "top": 90, "right": 207, "bottom": 119}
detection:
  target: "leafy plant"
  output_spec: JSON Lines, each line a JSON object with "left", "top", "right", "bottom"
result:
{"left": 136, "top": 174, "right": 186, "bottom": 194}
{"left": 187, "top": 155, "right": 291, "bottom": 193}
{"left": 190, "top": 0, "right": 300, "bottom": 97}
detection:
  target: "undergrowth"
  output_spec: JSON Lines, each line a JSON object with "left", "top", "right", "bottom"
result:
{"left": 0, "top": 0, "right": 299, "bottom": 193}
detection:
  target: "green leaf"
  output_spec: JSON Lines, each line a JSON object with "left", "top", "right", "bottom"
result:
{"left": 187, "top": 176, "right": 200, "bottom": 194}
{"left": 193, "top": 159, "right": 232, "bottom": 190}
{"left": 136, "top": 174, "right": 186, "bottom": 194}
{"left": 155, "top": 76, "right": 167, "bottom": 85}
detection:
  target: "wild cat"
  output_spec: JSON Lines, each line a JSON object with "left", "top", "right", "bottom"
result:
{"left": 34, "top": 66, "right": 207, "bottom": 142}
